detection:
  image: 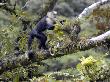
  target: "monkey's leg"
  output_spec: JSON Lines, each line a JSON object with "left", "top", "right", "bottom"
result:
{"left": 40, "top": 33, "right": 48, "bottom": 50}
{"left": 28, "top": 34, "right": 34, "bottom": 51}
{"left": 35, "top": 32, "right": 48, "bottom": 50}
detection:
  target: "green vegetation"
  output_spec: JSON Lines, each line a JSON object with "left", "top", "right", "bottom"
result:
{"left": 0, "top": 0, "right": 110, "bottom": 82}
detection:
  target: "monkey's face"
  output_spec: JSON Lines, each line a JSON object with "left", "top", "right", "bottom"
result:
{"left": 47, "top": 11, "right": 57, "bottom": 19}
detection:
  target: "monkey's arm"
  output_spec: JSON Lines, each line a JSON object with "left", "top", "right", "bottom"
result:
{"left": 47, "top": 23, "right": 55, "bottom": 30}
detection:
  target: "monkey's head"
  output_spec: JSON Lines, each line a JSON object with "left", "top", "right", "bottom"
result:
{"left": 47, "top": 11, "right": 57, "bottom": 19}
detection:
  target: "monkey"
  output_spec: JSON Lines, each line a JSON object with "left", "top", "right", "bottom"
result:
{"left": 27, "top": 11, "right": 57, "bottom": 51}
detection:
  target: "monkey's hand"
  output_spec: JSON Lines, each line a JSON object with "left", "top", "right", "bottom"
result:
{"left": 59, "top": 20, "right": 66, "bottom": 25}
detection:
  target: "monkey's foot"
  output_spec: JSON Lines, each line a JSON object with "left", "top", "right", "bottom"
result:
{"left": 50, "top": 52, "right": 55, "bottom": 56}
{"left": 43, "top": 49, "right": 55, "bottom": 56}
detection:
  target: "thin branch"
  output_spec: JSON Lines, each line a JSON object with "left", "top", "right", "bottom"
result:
{"left": 21, "top": 0, "right": 30, "bottom": 10}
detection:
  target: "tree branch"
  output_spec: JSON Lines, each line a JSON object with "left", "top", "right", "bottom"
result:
{"left": 78, "top": 0, "right": 110, "bottom": 19}
{"left": 0, "top": 24, "right": 110, "bottom": 75}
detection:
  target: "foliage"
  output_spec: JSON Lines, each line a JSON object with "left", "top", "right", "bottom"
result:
{"left": 0, "top": 8, "right": 38, "bottom": 55}
{"left": 47, "top": 17, "right": 67, "bottom": 52}
{"left": 19, "top": 32, "right": 28, "bottom": 51}
{"left": 47, "top": 16, "right": 79, "bottom": 53}
{"left": 0, "top": 67, "right": 28, "bottom": 81}
{"left": 1, "top": 0, "right": 110, "bottom": 82}
{"left": 77, "top": 56, "right": 110, "bottom": 81}
{"left": 0, "top": 25, "right": 19, "bottom": 57}
{"left": 30, "top": 71, "right": 83, "bottom": 82}
{"left": 89, "top": 4, "right": 110, "bottom": 31}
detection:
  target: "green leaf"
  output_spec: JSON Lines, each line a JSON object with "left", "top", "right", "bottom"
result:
{"left": 13, "top": 74, "right": 19, "bottom": 82}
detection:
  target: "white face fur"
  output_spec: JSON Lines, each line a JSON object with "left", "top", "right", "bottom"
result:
{"left": 47, "top": 11, "right": 57, "bottom": 19}
{"left": 46, "top": 11, "right": 57, "bottom": 25}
